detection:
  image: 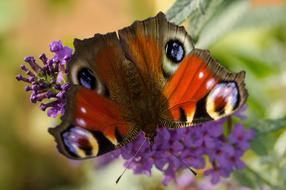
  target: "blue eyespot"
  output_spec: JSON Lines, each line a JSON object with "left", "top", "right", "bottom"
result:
{"left": 165, "top": 40, "right": 185, "bottom": 63}
{"left": 77, "top": 68, "right": 96, "bottom": 89}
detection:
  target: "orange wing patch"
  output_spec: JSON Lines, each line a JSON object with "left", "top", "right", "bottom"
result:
{"left": 162, "top": 51, "right": 218, "bottom": 123}
{"left": 163, "top": 54, "right": 217, "bottom": 107}
{"left": 74, "top": 87, "right": 129, "bottom": 143}
{"left": 161, "top": 49, "right": 247, "bottom": 126}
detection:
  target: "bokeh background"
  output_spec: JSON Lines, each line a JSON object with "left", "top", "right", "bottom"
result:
{"left": 1, "top": 0, "right": 286, "bottom": 189}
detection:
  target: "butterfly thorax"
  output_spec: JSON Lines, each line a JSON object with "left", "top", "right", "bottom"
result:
{"left": 128, "top": 86, "right": 170, "bottom": 144}
{"left": 112, "top": 59, "right": 168, "bottom": 142}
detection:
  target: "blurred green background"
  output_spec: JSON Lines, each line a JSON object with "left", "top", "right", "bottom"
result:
{"left": 1, "top": 0, "right": 286, "bottom": 189}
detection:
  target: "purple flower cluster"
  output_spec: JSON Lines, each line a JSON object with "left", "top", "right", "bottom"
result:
{"left": 16, "top": 41, "right": 72, "bottom": 117}
{"left": 108, "top": 117, "right": 255, "bottom": 185}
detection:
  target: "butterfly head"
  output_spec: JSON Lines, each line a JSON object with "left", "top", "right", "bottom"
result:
{"left": 140, "top": 124, "right": 159, "bottom": 145}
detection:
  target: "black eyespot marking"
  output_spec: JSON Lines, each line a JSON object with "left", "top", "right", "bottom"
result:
{"left": 77, "top": 68, "right": 96, "bottom": 89}
{"left": 115, "top": 128, "right": 124, "bottom": 143}
{"left": 165, "top": 40, "right": 185, "bottom": 63}
{"left": 179, "top": 107, "right": 187, "bottom": 122}
{"left": 91, "top": 131, "right": 115, "bottom": 155}
{"left": 193, "top": 95, "right": 213, "bottom": 123}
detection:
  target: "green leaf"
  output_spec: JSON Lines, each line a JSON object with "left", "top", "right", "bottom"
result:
{"left": 274, "top": 130, "right": 286, "bottom": 159}
{"left": 249, "top": 117, "right": 286, "bottom": 156}
{"left": 233, "top": 169, "right": 256, "bottom": 189}
{"left": 166, "top": 0, "right": 204, "bottom": 25}
{"left": 188, "top": 0, "right": 223, "bottom": 42}
{"left": 234, "top": 6, "right": 286, "bottom": 29}
{"left": 250, "top": 116, "right": 286, "bottom": 136}
{"left": 195, "top": 0, "right": 250, "bottom": 48}
{"left": 250, "top": 134, "right": 275, "bottom": 156}
{"left": 237, "top": 54, "right": 277, "bottom": 78}
{"left": 271, "top": 187, "right": 286, "bottom": 190}
{"left": 279, "top": 168, "right": 286, "bottom": 187}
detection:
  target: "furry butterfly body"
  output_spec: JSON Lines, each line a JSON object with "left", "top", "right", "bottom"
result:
{"left": 49, "top": 12, "right": 247, "bottom": 159}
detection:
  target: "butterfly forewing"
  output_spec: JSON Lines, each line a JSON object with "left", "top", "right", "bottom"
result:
{"left": 118, "top": 12, "right": 194, "bottom": 85}
{"left": 160, "top": 49, "right": 247, "bottom": 127}
{"left": 49, "top": 33, "right": 139, "bottom": 159}
{"left": 49, "top": 86, "right": 131, "bottom": 159}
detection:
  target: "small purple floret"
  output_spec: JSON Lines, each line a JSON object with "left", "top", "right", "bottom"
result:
{"left": 49, "top": 41, "right": 73, "bottom": 65}
{"left": 49, "top": 41, "right": 64, "bottom": 52}
{"left": 16, "top": 41, "right": 72, "bottom": 117}
{"left": 229, "top": 124, "right": 255, "bottom": 151}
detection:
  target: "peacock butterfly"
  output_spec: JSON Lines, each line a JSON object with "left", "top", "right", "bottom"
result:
{"left": 48, "top": 12, "right": 247, "bottom": 160}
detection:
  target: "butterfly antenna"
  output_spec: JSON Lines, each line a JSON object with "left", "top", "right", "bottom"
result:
{"left": 172, "top": 153, "right": 197, "bottom": 176}
{"left": 115, "top": 139, "right": 147, "bottom": 184}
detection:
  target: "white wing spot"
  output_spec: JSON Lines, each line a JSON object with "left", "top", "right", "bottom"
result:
{"left": 206, "top": 79, "right": 215, "bottom": 89}
{"left": 199, "top": 71, "right": 204, "bottom": 79}
{"left": 80, "top": 107, "right": 87, "bottom": 114}
{"left": 76, "top": 118, "right": 87, "bottom": 127}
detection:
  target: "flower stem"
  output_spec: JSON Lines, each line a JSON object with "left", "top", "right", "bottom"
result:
{"left": 226, "top": 116, "right": 232, "bottom": 135}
